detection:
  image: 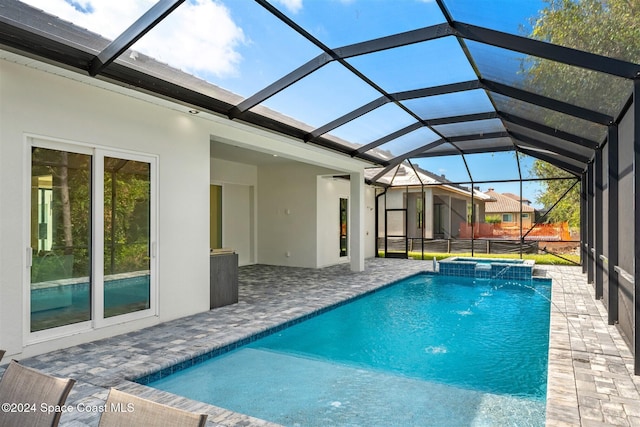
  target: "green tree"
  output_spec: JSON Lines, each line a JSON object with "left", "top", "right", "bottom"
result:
{"left": 104, "top": 159, "right": 150, "bottom": 275}
{"left": 527, "top": 0, "right": 640, "bottom": 121}
{"left": 527, "top": 0, "right": 640, "bottom": 226}
{"left": 531, "top": 162, "right": 580, "bottom": 227}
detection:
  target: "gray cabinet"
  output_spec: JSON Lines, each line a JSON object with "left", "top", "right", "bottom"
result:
{"left": 210, "top": 252, "right": 238, "bottom": 309}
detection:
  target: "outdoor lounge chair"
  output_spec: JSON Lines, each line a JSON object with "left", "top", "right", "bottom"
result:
{"left": 0, "top": 360, "right": 75, "bottom": 427}
{"left": 98, "top": 388, "right": 207, "bottom": 427}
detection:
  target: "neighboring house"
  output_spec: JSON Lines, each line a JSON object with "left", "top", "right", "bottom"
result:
{"left": 484, "top": 188, "right": 536, "bottom": 229}
{"left": 366, "top": 164, "right": 494, "bottom": 241}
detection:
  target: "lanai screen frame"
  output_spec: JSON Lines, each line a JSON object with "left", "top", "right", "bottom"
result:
{"left": 0, "top": 0, "right": 638, "bottom": 371}
{"left": 373, "top": 157, "right": 580, "bottom": 262}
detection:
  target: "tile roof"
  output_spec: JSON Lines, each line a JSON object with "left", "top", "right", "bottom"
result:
{"left": 365, "top": 163, "right": 494, "bottom": 201}
{"left": 484, "top": 189, "right": 536, "bottom": 213}
{"left": 502, "top": 192, "right": 531, "bottom": 204}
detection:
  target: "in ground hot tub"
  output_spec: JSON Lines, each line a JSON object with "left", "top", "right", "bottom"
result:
{"left": 438, "top": 257, "right": 535, "bottom": 280}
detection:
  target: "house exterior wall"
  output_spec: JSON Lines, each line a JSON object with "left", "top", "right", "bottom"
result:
{"left": 433, "top": 194, "right": 452, "bottom": 238}
{"left": 451, "top": 198, "right": 468, "bottom": 238}
{"left": 0, "top": 58, "right": 210, "bottom": 358}
{"left": 258, "top": 163, "right": 332, "bottom": 268}
{"left": 491, "top": 212, "right": 533, "bottom": 229}
{"left": 407, "top": 191, "right": 421, "bottom": 239}
{"left": 223, "top": 184, "right": 254, "bottom": 266}
{"left": 403, "top": 188, "right": 434, "bottom": 239}
{"left": 424, "top": 189, "right": 434, "bottom": 239}
{"left": 364, "top": 186, "right": 377, "bottom": 258}
{"left": 210, "top": 157, "right": 257, "bottom": 186}
{"left": 210, "top": 158, "right": 257, "bottom": 266}
{"left": 382, "top": 188, "right": 406, "bottom": 237}
{"left": 0, "top": 53, "right": 371, "bottom": 360}
{"left": 317, "top": 176, "right": 351, "bottom": 267}
{"left": 316, "top": 177, "right": 375, "bottom": 267}
{"left": 475, "top": 202, "right": 486, "bottom": 224}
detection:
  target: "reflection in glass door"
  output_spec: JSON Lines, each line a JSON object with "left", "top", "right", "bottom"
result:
{"left": 103, "top": 157, "right": 151, "bottom": 318}
{"left": 30, "top": 147, "right": 92, "bottom": 332}
{"left": 30, "top": 143, "right": 156, "bottom": 334}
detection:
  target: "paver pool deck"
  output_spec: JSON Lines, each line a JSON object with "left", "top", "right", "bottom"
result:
{"left": 1, "top": 258, "right": 639, "bottom": 426}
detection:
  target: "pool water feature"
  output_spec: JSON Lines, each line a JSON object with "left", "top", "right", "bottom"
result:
{"left": 147, "top": 274, "right": 551, "bottom": 426}
{"left": 439, "top": 256, "right": 535, "bottom": 280}
{"left": 452, "top": 257, "right": 526, "bottom": 264}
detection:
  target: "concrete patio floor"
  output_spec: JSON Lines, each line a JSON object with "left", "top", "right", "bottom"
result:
{"left": 1, "top": 258, "right": 639, "bottom": 426}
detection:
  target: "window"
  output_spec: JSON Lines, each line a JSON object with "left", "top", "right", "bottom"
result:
{"left": 522, "top": 213, "right": 530, "bottom": 219}
{"left": 29, "top": 141, "right": 156, "bottom": 335}
{"left": 339, "top": 198, "right": 348, "bottom": 257}
{"left": 502, "top": 213, "right": 513, "bottom": 222}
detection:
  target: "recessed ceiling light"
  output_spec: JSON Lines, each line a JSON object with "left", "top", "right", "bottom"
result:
{"left": 188, "top": 109, "right": 199, "bottom": 115}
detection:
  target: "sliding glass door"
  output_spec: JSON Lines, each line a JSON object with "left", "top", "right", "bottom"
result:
{"left": 29, "top": 141, "right": 156, "bottom": 335}
{"left": 30, "top": 147, "right": 92, "bottom": 332}
{"left": 103, "top": 157, "right": 151, "bottom": 318}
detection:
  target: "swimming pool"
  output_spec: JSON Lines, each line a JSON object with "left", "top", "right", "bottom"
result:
{"left": 147, "top": 274, "right": 551, "bottom": 426}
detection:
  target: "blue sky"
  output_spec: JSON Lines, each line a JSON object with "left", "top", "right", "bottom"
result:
{"left": 28, "top": 0, "right": 550, "bottom": 207}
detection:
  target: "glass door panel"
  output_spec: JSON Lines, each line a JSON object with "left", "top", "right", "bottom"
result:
{"left": 339, "top": 198, "right": 348, "bottom": 257}
{"left": 103, "top": 157, "right": 151, "bottom": 318}
{"left": 30, "top": 147, "right": 92, "bottom": 332}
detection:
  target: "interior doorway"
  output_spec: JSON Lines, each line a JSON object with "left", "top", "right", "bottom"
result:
{"left": 210, "top": 185, "right": 222, "bottom": 250}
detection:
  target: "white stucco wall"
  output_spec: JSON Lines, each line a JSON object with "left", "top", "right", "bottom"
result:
{"left": 424, "top": 188, "right": 434, "bottom": 239}
{"left": 316, "top": 177, "right": 350, "bottom": 268}
{"left": 0, "top": 58, "right": 211, "bottom": 358}
{"left": 210, "top": 157, "right": 257, "bottom": 186}
{"left": 364, "top": 185, "right": 377, "bottom": 258}
{"left": 210, "top": 158, "right": 257, "bottom": 266}
{"left": 259, "top": 163, "right": 334, "bottom": 267}
{"left": 223, "top": 184, "right": 254, "bottom": 266}
{"left": 383, "top": 189, "right": 406, "bottom": 236}
{"left": 316, "top": 177, "right": 377, "bottom": 267}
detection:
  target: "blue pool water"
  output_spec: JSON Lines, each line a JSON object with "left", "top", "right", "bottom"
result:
{"left": 150, "top": 274, "right": 551, "bottom": 426}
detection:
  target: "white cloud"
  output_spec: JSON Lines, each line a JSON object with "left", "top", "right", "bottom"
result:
{"left": 22, "top": 0, "right": 153, "bottom": 39}
{"left": 274, "top": 0, "right": 303, "bottom": 14}
{"left": 21, "top": 0, "right": 247, "bottom": 78}
{"left": 134, "top": 0, "right": 246, "bottom": 78}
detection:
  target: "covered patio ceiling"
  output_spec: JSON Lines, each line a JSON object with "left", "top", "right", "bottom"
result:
{"left": 0, "top": 0, "right": 636, "bottom": 186}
